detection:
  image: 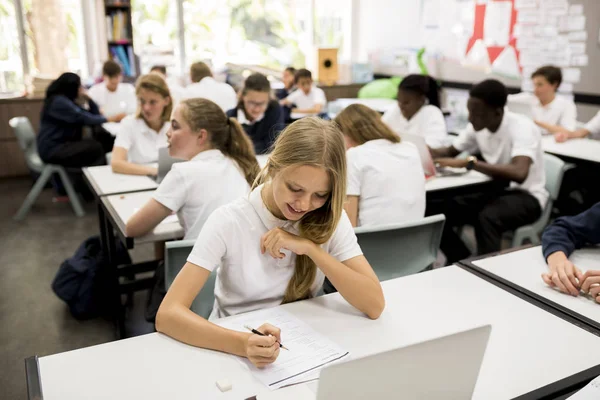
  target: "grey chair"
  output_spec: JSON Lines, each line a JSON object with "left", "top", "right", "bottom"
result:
{"left": 10, "top": 117, "right": 85, "bottom": 220}
{"left": 354, "top": 214, "right": 446, "bottom": 282}
{"left": 509, "top": 153, "right": 574, "bottom": 246}
{"left": 164, "top": 239, "right": 217, "bottom": 319}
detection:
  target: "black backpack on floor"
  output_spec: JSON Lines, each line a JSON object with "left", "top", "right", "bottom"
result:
{"left": 52, "top": 235, "right": 131, "bottom": 319}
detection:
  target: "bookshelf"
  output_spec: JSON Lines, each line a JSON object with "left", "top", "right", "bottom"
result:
{"left": 104, "top": 0, "right": 138, "bottom": 81}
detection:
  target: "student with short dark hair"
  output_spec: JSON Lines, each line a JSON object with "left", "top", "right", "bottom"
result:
{"left": 150, "top": 65, "right": 167, "bottom": 76}
{"left": 541, "top": 202, "right": 600, "bottom": 302}
{"left": 382, "top": 74, "right": 448, "bottom": 147}
{"left": 509, "top": 65, "right": 577, "bottom": 137}
{"left": 88, "top": 60, "right": 137, "bottom": 117}
{"left": 150, "top": 64, "right": 183, "bottom": 104}
{"left": 429, "top": 79, "right": 548, "bottom": 263}
{"left": 226, "top": 73, "right": 284, "bottom": 154}
{"left": 182, "top": 61, "right": 237, "bottom": 111}
{"left": 275, "top": 66, "right": 296, "bottom": 100}
{"left": 280, "top": 68, "right": 327, "bottom": 116}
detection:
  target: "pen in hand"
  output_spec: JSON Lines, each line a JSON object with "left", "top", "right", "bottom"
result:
{"left": 244, "top": 325, "right": 289, "bottom": 351}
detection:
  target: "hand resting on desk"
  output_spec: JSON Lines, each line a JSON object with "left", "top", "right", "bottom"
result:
{"left": 542, "top": 251, "right": 600, "bottom": 303}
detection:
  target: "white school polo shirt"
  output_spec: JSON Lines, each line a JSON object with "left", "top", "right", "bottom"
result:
{"left": 382, "top": 104, "right": 448, "bottom": 147}
{"left": 347, "top": 139, "right": 426, "bottom": 227}
{"left": 187, "top": 184, "right": 363, "bottom": 319}
{"left": 284, "top": 86, "right": 327, "bottom": 110}
{"left": 153, "top": 149, "right": 250, "bottom": 240}
{"left": 88, "top": 82, "right": 137, "bottom": 117}
{"left": 509, "top": 92, "right": 577, "bottom": 133}
{"left": 584, "top": 111, "right": 600, "bottom": 140}
{"left": 453, "top": 111, "right": 549, "bottom": 208}
{"left": 113, "top": 116, "right": 169, "bottom": 164}
{"left": 181, "top": 77, "right": 238, "bottom": 112}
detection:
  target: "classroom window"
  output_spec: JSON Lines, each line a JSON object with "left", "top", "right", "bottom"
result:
{"left": 314, "top": 0, "right": 352, "bottom": 62}
{"left": 0, "top": 0, "right": 25, "bottom": 94}
{"left": 131, "top": 0, "right": 181, "bottom": 77}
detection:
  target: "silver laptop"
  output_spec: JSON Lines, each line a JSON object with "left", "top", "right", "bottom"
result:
{"left": 316, "top": 325, "right": 491, "bottom": 400}
{"left": 154, "top": 147, "right": 184, "bottom": 183}
{"left": 401, "top": 133, "right": 468, "bottom": 178}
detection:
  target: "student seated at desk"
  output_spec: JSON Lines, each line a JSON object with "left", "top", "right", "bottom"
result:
{"left": 156, "top": 117, "right": 384, "bottom": 367}
{"left": 430, "top": 79, "right": 548, "bottom": 264}
{"left": 226, "top": 73, "right": 284, "bottom": 155}
{"left": 150, "top": 64, "right": 184, "bottom": 105}
{"left": 335, "top": 104, "right": 425, "bottom": 227}
{"left": 182, "top": 61, "right": 237, "bottom": 112}
{"left": 541, "top": 202, "right": 600, "bottom": 302}
{"left": 509, "top": 65, "right": 577, "bottom": 136}
{"left": 275, "top": 66, "right": 296, "bottom": 100}
{"left": 553, "top": 110, "right": 600, "bottom": 143}
{"left": 88, "top": 60, "right": 137, "bottom": 118}
{"left": 37, "top": 72, "right": 124, "bottom": 168}
{"left": 280, "top": 68, "right": 327, "bottom": 117}
{"left": 111, "top": 74, "right": 172, "bottom": 176}
{"left": 126, "top": 98, "right": 259, "bottom": 240}
{"left": 382, "top": 74, "right": 448, "bottom": 147}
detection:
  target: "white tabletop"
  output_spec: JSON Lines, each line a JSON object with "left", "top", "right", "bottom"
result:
{"left": 37, "top": 266, "right": 600, "bottom": 400}
{"left": 83, "top": 165, "right": 158, "bottom": 197}
{"left": 103, "top": 190, "right": 183, "bottom": 244}
{"left": 542, "top": 136, "right": 600, "bottom": 163}
{"left": 471, "top": 246, "right": 600, "bottom": 326}
{"left": 332, "top": 98, "right": 396, "bottom": 113}
{"left": 425, "top": 170, "right": 491, "bottom": 192}
{"left": 102, "top": 122, "right": 121, "bottom": 136}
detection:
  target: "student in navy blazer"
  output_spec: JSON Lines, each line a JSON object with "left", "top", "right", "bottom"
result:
{"left": 226, "top": 73, "right": 284, "bottom": 155}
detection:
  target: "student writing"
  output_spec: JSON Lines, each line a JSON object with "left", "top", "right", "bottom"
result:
{"left": 111, "top": 74, "right": 172, "bottom": 176}
{"left": 335, "top": 104, "right": 425, "bottom": 227}
{"left": 156, "top": 117, "right": 385, "bottom": 368}
{"left": 541, "top": 202, "right": 600, "bottom": 303}
{"left": 226, "top": 73, "right": 284, "bottom": 155}
{"left": 126, "top": 98, "right": 259, "bottom": 240}
{"left": 382, "top": 74, "right": 448, "bottom": 147}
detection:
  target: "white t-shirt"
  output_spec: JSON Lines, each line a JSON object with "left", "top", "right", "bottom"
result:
{"left": 509, "top": 92, "right": 577, "bottom": 133}
{"left": 347, "top": 139, "right": 426, "bottom": 227}
{"left": 153, "top": 149, "right": 250, "bottom": 240}
{"left": 382, "top": 104, "right": 448, "bottom": 147}
{"left": 113, "top": 116, "right": 169, "bottom": 164}
{"left": 285, "top": 86, "right": 327, "bottom": 110}
{"left": 584, "top": 111, "right": 600, "bottom": 140}
{"left": 187, "top": 184, "right": 363, "bottom": 319}
{"left": 181, "top": 77, "right": 238, "bottom": 112}
{"left": 453, "top": 111, "right": 549, "bottom": 208}
{"left": 88, "top": 82, "right": 137, "bottom": 117}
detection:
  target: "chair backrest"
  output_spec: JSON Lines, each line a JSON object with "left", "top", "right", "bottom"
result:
{"left": 164, "top": 239, "right": 217, "bottom": 319}
{"left": 354, "top": 214, "right": 446, "bottom": 281}
{"left": 543, "top": 153, "right": 571, "bottom": 201}
{"left": 9, "top": 116, "right": 45, "bottom": 172}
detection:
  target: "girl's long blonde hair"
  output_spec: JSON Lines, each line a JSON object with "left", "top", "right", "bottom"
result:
{"left": 253, "top": 117, "right": 347, "bottom": 303}
{"left": 334, "top": 103, "right": 400, "bottom": 145}
{"left": 135, "top": 74, "right": 173, "bottom": 123}
{"left": 180, "top": 98, "right": 260, "bottom": 186}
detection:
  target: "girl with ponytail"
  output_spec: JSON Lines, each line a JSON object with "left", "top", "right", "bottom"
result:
{"left": 382, "top": 74, "right": 449, "bottom": 147}
{"left": 126, "top": 98, "right": 259, "bottom": 240}
{"left": 156, "top": 117, "right": 384, "bottom": 368}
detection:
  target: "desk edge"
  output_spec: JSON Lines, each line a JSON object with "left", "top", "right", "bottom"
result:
{"left": 25, "top": 355, "right": 43, "bottom": 400}
{"left": 513, "top": 363, "right": 600, "bottom": 400}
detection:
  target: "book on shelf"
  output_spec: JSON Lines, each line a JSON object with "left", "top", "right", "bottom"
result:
{"left": 106, "top": 10, "right": 130, "bottom": 41}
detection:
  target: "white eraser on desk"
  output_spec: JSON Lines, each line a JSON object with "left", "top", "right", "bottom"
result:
{"left": 216, "top": 378, "right": 232, "bottom": 392}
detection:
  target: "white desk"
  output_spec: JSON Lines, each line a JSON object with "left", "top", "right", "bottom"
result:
{"left": 466, "top": 246, "right": 600, "bottom": 332}
{"left": 542, "top": 136, "right": 600, "bottom": 164}
{"left": 425, "top": 170, "right": 491, "bottom": 193}
{"left": 102, "top": 122, "right": 121, "bottom": 136}
{"left": 331, "top": 98, "right": 396, "bottom": 113}
{"left": 102, "top": 190, "right": 184, "bottom": 246}
{"left": 31, "top": 266, "right": 600, "bottom": 400}
{"left": 83, "top": 165, "right": 158, "bottom": 197}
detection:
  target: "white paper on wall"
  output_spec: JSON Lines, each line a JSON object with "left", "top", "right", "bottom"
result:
{"left": 568, "top": 31, "right": 587, "bottom": 41}
{"left": 568, "top": 15, "right": 585, "bottom": 31}
{"left": 484, "top": 1, "right": 513, "bottom": 46}
{"left": 558, "top": 82, "right": 574, "bottom": 93}
{"left": 517, "top": 10, "right": 541, "bottom": 24}
{"left": 568, "top": 42, "right": 586, "bottom": 55}
{"left": 569, "top": 4, "right": 583, "bottom": 15}
{"left": 562, "top": 68, "right": 581, "bottom": 83}
{"left": 571, "top": 54, "right": 588, "bottom": 66}
{"left": 491, "top": 46, "right": 520, "bottom": 78}
{"left": 514, "top": 0, "right": 537, "bottom": 9}
{"left": 464, "top": 39, "right": 491, "bottom": 69}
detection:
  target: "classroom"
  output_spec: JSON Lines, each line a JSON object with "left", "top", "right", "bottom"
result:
{"left": 2, "top": 0, "right": 600, "bottom": 399}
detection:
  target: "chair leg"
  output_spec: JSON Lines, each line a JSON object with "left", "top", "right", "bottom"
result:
{"left": 55, "top": 167, "right": 85, "bottom": 217}
{"left": 13, "top": 167, "right": 54, "bottom": 221}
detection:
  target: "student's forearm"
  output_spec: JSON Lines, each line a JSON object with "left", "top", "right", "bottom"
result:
{"left": 473, "top": 161, "right": 527, "bottom": 183}
{"left": 292, "top": 106, "right": 323, "bottom": 114}
{"left": 156, "top": 305, "right": 250, "bottom": 356}
{"left": 111, "top": 159, "right": 157, "bottom": 176}
{"left": 568, "top": 128, "right": 591, "bottom": 139}
{"left": 430, "top": 145, "right": 459, "bottom": 158}
{"left": 307, "top": 245, "right": 384, "bottom": 319}
{"left": 536, "top": 121, "right": 564, "bottom": 134}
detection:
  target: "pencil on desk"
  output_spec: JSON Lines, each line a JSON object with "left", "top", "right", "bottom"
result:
{"left": 244, "top": 325, "right": 289, "bottom": 351}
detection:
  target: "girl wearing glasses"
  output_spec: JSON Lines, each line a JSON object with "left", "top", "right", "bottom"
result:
{"left": 226, "top": 73, "right": 285, "bottom": 154}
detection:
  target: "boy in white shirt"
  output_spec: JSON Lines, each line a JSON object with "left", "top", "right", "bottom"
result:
{"left": 280, "top": 68, "right": 327, "bottom": 117}
{"left": 181, "top": 61, "right": 237, "bottom": 112}
{"left": 88, "top": 60, "right": 137, "bottom": 118}
{"left": 430, "top": 79, "right": 548, "bottom": 264}
{"left": 150, "top": 64, "right": 184, "bottom": 106}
